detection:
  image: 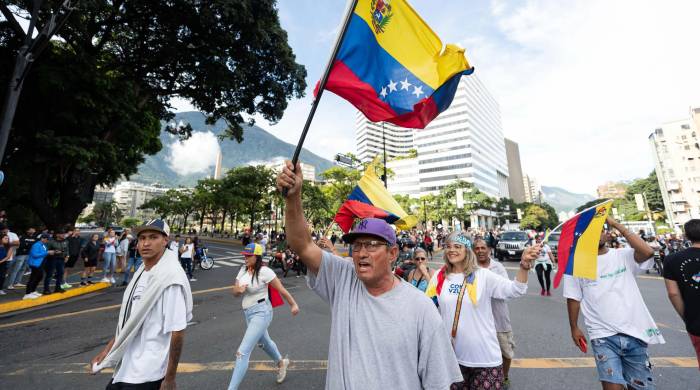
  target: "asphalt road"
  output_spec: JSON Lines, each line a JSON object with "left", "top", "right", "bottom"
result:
{"left": 0, "top": 239, "right": 697, "bottom": 390}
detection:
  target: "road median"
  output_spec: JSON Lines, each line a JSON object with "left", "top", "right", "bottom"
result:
{"left": 0, "top": 282, "right": 111, "bottom": 315}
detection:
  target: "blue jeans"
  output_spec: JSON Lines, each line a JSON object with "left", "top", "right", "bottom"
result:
{"left": 227, "top": 301, "right": 283, "bottom": 390}
{"left": 103, "top": 252, "right": 116, "bottom": 278}
{"left": 591, "top": 334, "right": 655, "bottom": 389}
{"left": 7, "top": 255, "right": 28, "bottom": 286}
{"left": 122, "top": 256, "right": 142, "bottom": 284}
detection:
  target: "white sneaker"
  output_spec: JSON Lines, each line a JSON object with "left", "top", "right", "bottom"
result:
{"left": 189, "top": 278, "right": 197, "bottom": 282}
{"left": 110, "top": 277, "right": 116, "bottom": 284}
{"left": 32, "top": 292, "right": 42, "bottom": 297}
{"left": 100, "top": 278, "right": 110, "bottom": 283}
{"left": 14, "top": 283, "right": 26, "bottom": 287}
{"left": 61, "top": 283, "right": 72, "bottom": 289}
{"left": 6, "top": 285, "right": 14, "bottom": 290}
{"left": 276, "top": 358, "right": 289, "bottom": 383}
{"left": 23, "top": 293, "right": 36, "bottom": 300}
{"left": 0, "top": 290, "right": 6, "bottom": 295}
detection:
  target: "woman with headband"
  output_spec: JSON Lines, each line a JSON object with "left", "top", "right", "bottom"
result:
{"left": 426, "top": 231, "right": 540, "bottom": 390}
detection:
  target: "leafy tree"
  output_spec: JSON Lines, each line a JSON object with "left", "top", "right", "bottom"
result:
{"left": 192, "top": 178, "right": 220, "bottom": 232}
{"left": 625, "top": 171, "right": 664, "bottom": 212}
{"left": 121, "top": 217, "right": 141, "bottom": 228}
{"left": 140, "top": 193, "right": 175, "bottom": 220}
{"left": 0, "top": 1, "right": 306, "bottom": 230}
{"left": 576, "top": 198, "right": 609, "bottom": 213}
{"left": 321, "top": 166, "right": 362, "bottom": 212}
{"left": 225, "top": 165, "right": 276, "bottom": 231}
{"left": 436, "top": 181, "right": 494, "bottom": 227}
{"left": 303, "top": 183, "right": 332, "bottom": 227}
{"left": 92, "top": 201, "right": 123, "bottom": 227}
{"left": 519, "top": 204, "right": 549, "bottom": 230}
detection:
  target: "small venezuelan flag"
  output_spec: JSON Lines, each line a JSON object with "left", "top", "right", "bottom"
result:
{"left": 426, "top": 267, "right": 477, "bottom": 307}
{"left": 334, "top": 159, "right": 418, "bottom": 233}
{"left": 553, "top": 200, "right": 614, "bottom": 288}
{"left": 318, "top": 0, "right": 473, "bottom": 129}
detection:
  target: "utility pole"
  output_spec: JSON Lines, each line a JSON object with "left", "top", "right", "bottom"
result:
{"left": 423, "top": 198, "right": 428, "bottom": 229}
{"left": 381, "top": 122, "right": 387, "bottom": 188}
{"left": 642, "top": 192, "right": 655, "bottom": 234}
{"left": 0, "top": 0, "right": 75, "bottom": 167}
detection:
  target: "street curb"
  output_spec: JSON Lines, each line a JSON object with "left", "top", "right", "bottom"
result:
{"left": 0, "top": 282, "right": 111, "bottom": 314}
{"left": 196, "top": 237, "right": 242, "bottom": 246}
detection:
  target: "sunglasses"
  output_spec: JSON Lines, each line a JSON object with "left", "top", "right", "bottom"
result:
{"left": 415, "top": 257, "right": 426, "bottom": 260}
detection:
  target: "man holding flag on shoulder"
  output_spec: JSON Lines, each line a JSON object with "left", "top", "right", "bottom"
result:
{"left": 563, "top": 215, "right": 663, "bottom": 390}
{"left": 277, "top": 160, "right": 462, "bottom": 389}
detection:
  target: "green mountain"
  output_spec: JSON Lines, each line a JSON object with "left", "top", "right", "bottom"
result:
{"left": 131, "top": 111, "right": 334, "bottom": 186}
{"left": 541, "top": 186, "right": 596, "bottom": 213}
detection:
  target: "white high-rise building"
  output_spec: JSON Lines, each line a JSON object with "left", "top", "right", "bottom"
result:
{"left": 113, "top": 181, "right": 168, "bottom": 218}
{"left": 523, "top": 174, "right": 543, "bottom": 204}
{"left": 649, "top": 107, "right": 700, "bottom": 228}
{"left": 414, "top": 75, "right": 509, "bottom": 198}
{"left": 355, "top": 113, "right": 415, "bottom": 162}
{"left": 387, "top": 157, "right": 420, "bottom": 198}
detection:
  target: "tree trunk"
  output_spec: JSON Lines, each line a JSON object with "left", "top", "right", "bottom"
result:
{"left": 198, "top": 207, "right": 206, "bottom": 233}
{"left": 249, "top": 201, "right": 256, "bottom": 233}
{"left": 29, "top": 165, "right": 98, "bottom": 230}
{"left": 220, "top": 209, "right": 227, "bottom": 232}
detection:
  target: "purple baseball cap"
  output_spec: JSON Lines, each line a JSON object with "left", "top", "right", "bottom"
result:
{"left": 341, "top": 218, "right": 397, "bottom": 246}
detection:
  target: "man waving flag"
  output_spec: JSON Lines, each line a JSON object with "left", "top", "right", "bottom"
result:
{"left": 317, "top": 0, "right": 474, "bottom": 129}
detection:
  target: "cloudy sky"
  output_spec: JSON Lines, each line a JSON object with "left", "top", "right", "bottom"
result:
{"left": 174, "top": 0, "right": 700, "bottom": 195}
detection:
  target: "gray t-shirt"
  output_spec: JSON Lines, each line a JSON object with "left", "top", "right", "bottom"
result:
{"left": 307, "top": 251, "right": 462, "bottom": 390}
{"left": 487, "top": 259, "right": 513, "bottom": 333}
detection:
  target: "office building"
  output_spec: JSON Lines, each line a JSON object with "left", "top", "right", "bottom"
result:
{"left": 113, "top": 181, "right": 168, "bottom": 218}
{"left": 386, "top": 157, "right": 420, "bottom": 198}
{"left": 504, "top": 138, "right": 526, "bottom": 203}
{"left": 596, "top": 181, "right": 627, "bottom": 199}
{"left": 355, "top": 113, "right": 415, "bottom": 162}
{"left": 649, "top": 107, "right": 700, "bottom": 228}
{"left": 523, "top": 174, "right": 543, "bottom": 204}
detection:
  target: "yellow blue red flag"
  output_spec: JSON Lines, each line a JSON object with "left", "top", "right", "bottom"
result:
{"left": 334, "top": 159, "right": 418, "bottom": 232}
{"left": 553, "top": 200, "right": 614, "bottom": 288}
{"left": 317, "top": 0, "right": 473, "bottom": 129}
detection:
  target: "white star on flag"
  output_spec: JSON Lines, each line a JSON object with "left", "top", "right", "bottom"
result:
{"left": 380, "top": 86, "right": 388, "bottom": 98}
{"left": 400, "top": 78, "right": 411, "bottom": 90}
{"left": 387, "top": 80, "right": 397, "bottom": 92}
{"left": 412, "top": 85, "right": 423, "bottom": 98}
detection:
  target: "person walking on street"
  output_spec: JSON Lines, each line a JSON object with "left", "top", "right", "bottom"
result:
{"left": 44, "top": 231, "right": 69, "bottom": 294}
{"left": 473, "top": 239, "right": 517, "bottom": 389}
{"left": 0, "top": 224, "right": 19, "bottom": 290}
{"left": 406, "top": 248, "right": 434, "bottom": 292}
{"left": 64, "top": 228, "right": 84, "bottom": 290}
{"left": 227, "top": 243, "right": 299, "bottom": 389}
{"left": 116, "top": 231, "right": 130, "bottom": 276}
{"left": 91, "top": 219, "right": 193, "bottom": 390}
{"left": 23, "top": 234, "right": 51, "bottom": 299}
{"left": 102, "top": 229, "right": 118, "bottom": 284}
{"left": 6, "top": 227, "right": 36, "bottom": 289}
{"left": 0, "top": 233, "right": 15, "bottom": 295}
{"left": 663, "top": 219, "right": 700, "bottom": 370}
{"left": 81, "top": 233, "right": 100, "bottom": 285}
{"left": 533, "top": 235, "right": 555, "bottom": 296}
{"left": 121, "top": 235, "right": 142, "bottom": 286}
{"left": 423, "top": 232, "right": 434, "bottom": 260}
{"left": 563, "top": 216, "right": 663, "bottom": 390}
{"left": 427, "top": 232, "right": 538, "bottom": 390}
{"left": 179, "top": 237, "right": 195, "bottom": 282}
{"left": 277, "top": 161, "right": 463, "bottom": 389}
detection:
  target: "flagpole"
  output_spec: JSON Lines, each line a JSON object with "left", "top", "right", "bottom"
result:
{"left": 285, "top": 0, "right": 359, "bottom": 196}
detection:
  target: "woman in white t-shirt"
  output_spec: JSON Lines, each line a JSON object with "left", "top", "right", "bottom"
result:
{"left": 179, "top": 237, "right": 195, "bottom": 281}
{"left": 533, "top": 236, "right": 555, "bottom": 296}
{"left": 426, "top": 232, "right": 539, "bottom": 390}
{"left": 228, "top": 243, "right": 299, "bottom": 390}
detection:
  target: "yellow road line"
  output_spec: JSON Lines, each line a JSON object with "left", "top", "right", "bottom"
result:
{"left": 0, "top": 284, "right": 235, "bottom": 330}
{"left": 3, "top": 357, "right": 695, "bottom": 376}
{"left": 0, "top": 282, "right": 111, "bottom": 315}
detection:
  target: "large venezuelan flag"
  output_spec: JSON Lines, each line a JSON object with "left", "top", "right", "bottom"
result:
{"left": 334, "top": 160, "right": 418, "bottom": 232}
{"left": 553, "top": 200, "right": 614, "bottom": 288}
{"left": 318, "top": 0, "right": 474, "bottom": 129}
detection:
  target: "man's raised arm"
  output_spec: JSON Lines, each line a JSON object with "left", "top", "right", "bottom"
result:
{"left": 277, "top": 160, "right": 323, "bottom": 275}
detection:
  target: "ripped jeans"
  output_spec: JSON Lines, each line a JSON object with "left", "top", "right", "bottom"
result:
{"left": 227, "top": 301, "right": 283, "bottom": 390}
{"left": 591, "top": 334, "right": 655, "bottom": 389}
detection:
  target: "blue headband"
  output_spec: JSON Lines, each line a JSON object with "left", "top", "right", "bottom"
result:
{"left": 449, "top": 233, "right": 472, "bottom": 248}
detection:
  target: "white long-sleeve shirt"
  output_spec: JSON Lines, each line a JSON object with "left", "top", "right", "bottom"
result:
{"left": 433, "top": 268, "right": 527, "bottom": 367}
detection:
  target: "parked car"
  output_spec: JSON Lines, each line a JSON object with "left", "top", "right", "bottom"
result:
{"left": 547, "top": 232, "right": 561, "bottom": 261}
{"left": 496, "top": 231, "right": 530, "bottom": 261}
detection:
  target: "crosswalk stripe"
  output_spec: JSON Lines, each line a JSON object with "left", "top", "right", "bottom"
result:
{"left": 212, "top": 265, "right": 221, "bottom": 268}
{"left": 217, "top": 260, "right": 241, "bottom": 267}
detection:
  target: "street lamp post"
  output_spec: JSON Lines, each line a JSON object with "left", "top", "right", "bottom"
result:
{"left": 423, "top": 198, "right": 428, "bottom": 229}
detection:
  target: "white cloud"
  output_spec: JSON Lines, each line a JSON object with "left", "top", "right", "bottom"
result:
{"left": 166, "top": 131, "right": 221, "bottom": 175}
{"left": 459, "top": 0, "right": 700, "bottom": 193}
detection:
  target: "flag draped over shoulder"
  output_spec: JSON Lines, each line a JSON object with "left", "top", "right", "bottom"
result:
{"left": 317, "top": 0, "right": 473, "bottom": 129}
{"left": 553, "top": 200, "right": 613, "bottom": 288}
{"left": 334, "top": 160, "right": 418, "bottom": 233}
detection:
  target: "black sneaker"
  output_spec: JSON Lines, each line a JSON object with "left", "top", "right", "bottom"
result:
{"left": 44, "top": 290, "right": 54, "bottom": 295}
{"left": 87, "top": 280, "right": 94, "bottom": 284}
{"left": 80, "top": 281, "right": 87, "bottom": 286}
{"left": 120, "top": 282, "right": 128, "bottom": 287}
{"left": 54, "top": 288, "right": 66, "bottom": 294}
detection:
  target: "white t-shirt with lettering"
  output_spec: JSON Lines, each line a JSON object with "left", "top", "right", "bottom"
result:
{"left": 562, "top": 248, "right": 665, "bottom": 344}
{"left": 113, "top": 270, "right": 189, "bottom": 383}
{"left": 236, "top": 266, "right": 276, "bottom": 309}
{"left": 180, "top": 243, "right": 194, "bottom": 259}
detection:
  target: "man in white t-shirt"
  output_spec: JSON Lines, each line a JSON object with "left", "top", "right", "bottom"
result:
{"left": 563, "top": 216, "right": 663, "bottom": 390}
{"left": 91, "top": 219, "right": 193, "bottom": 390}
{"left": 473, "top": 238, "right": 516, "bottom": 389}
